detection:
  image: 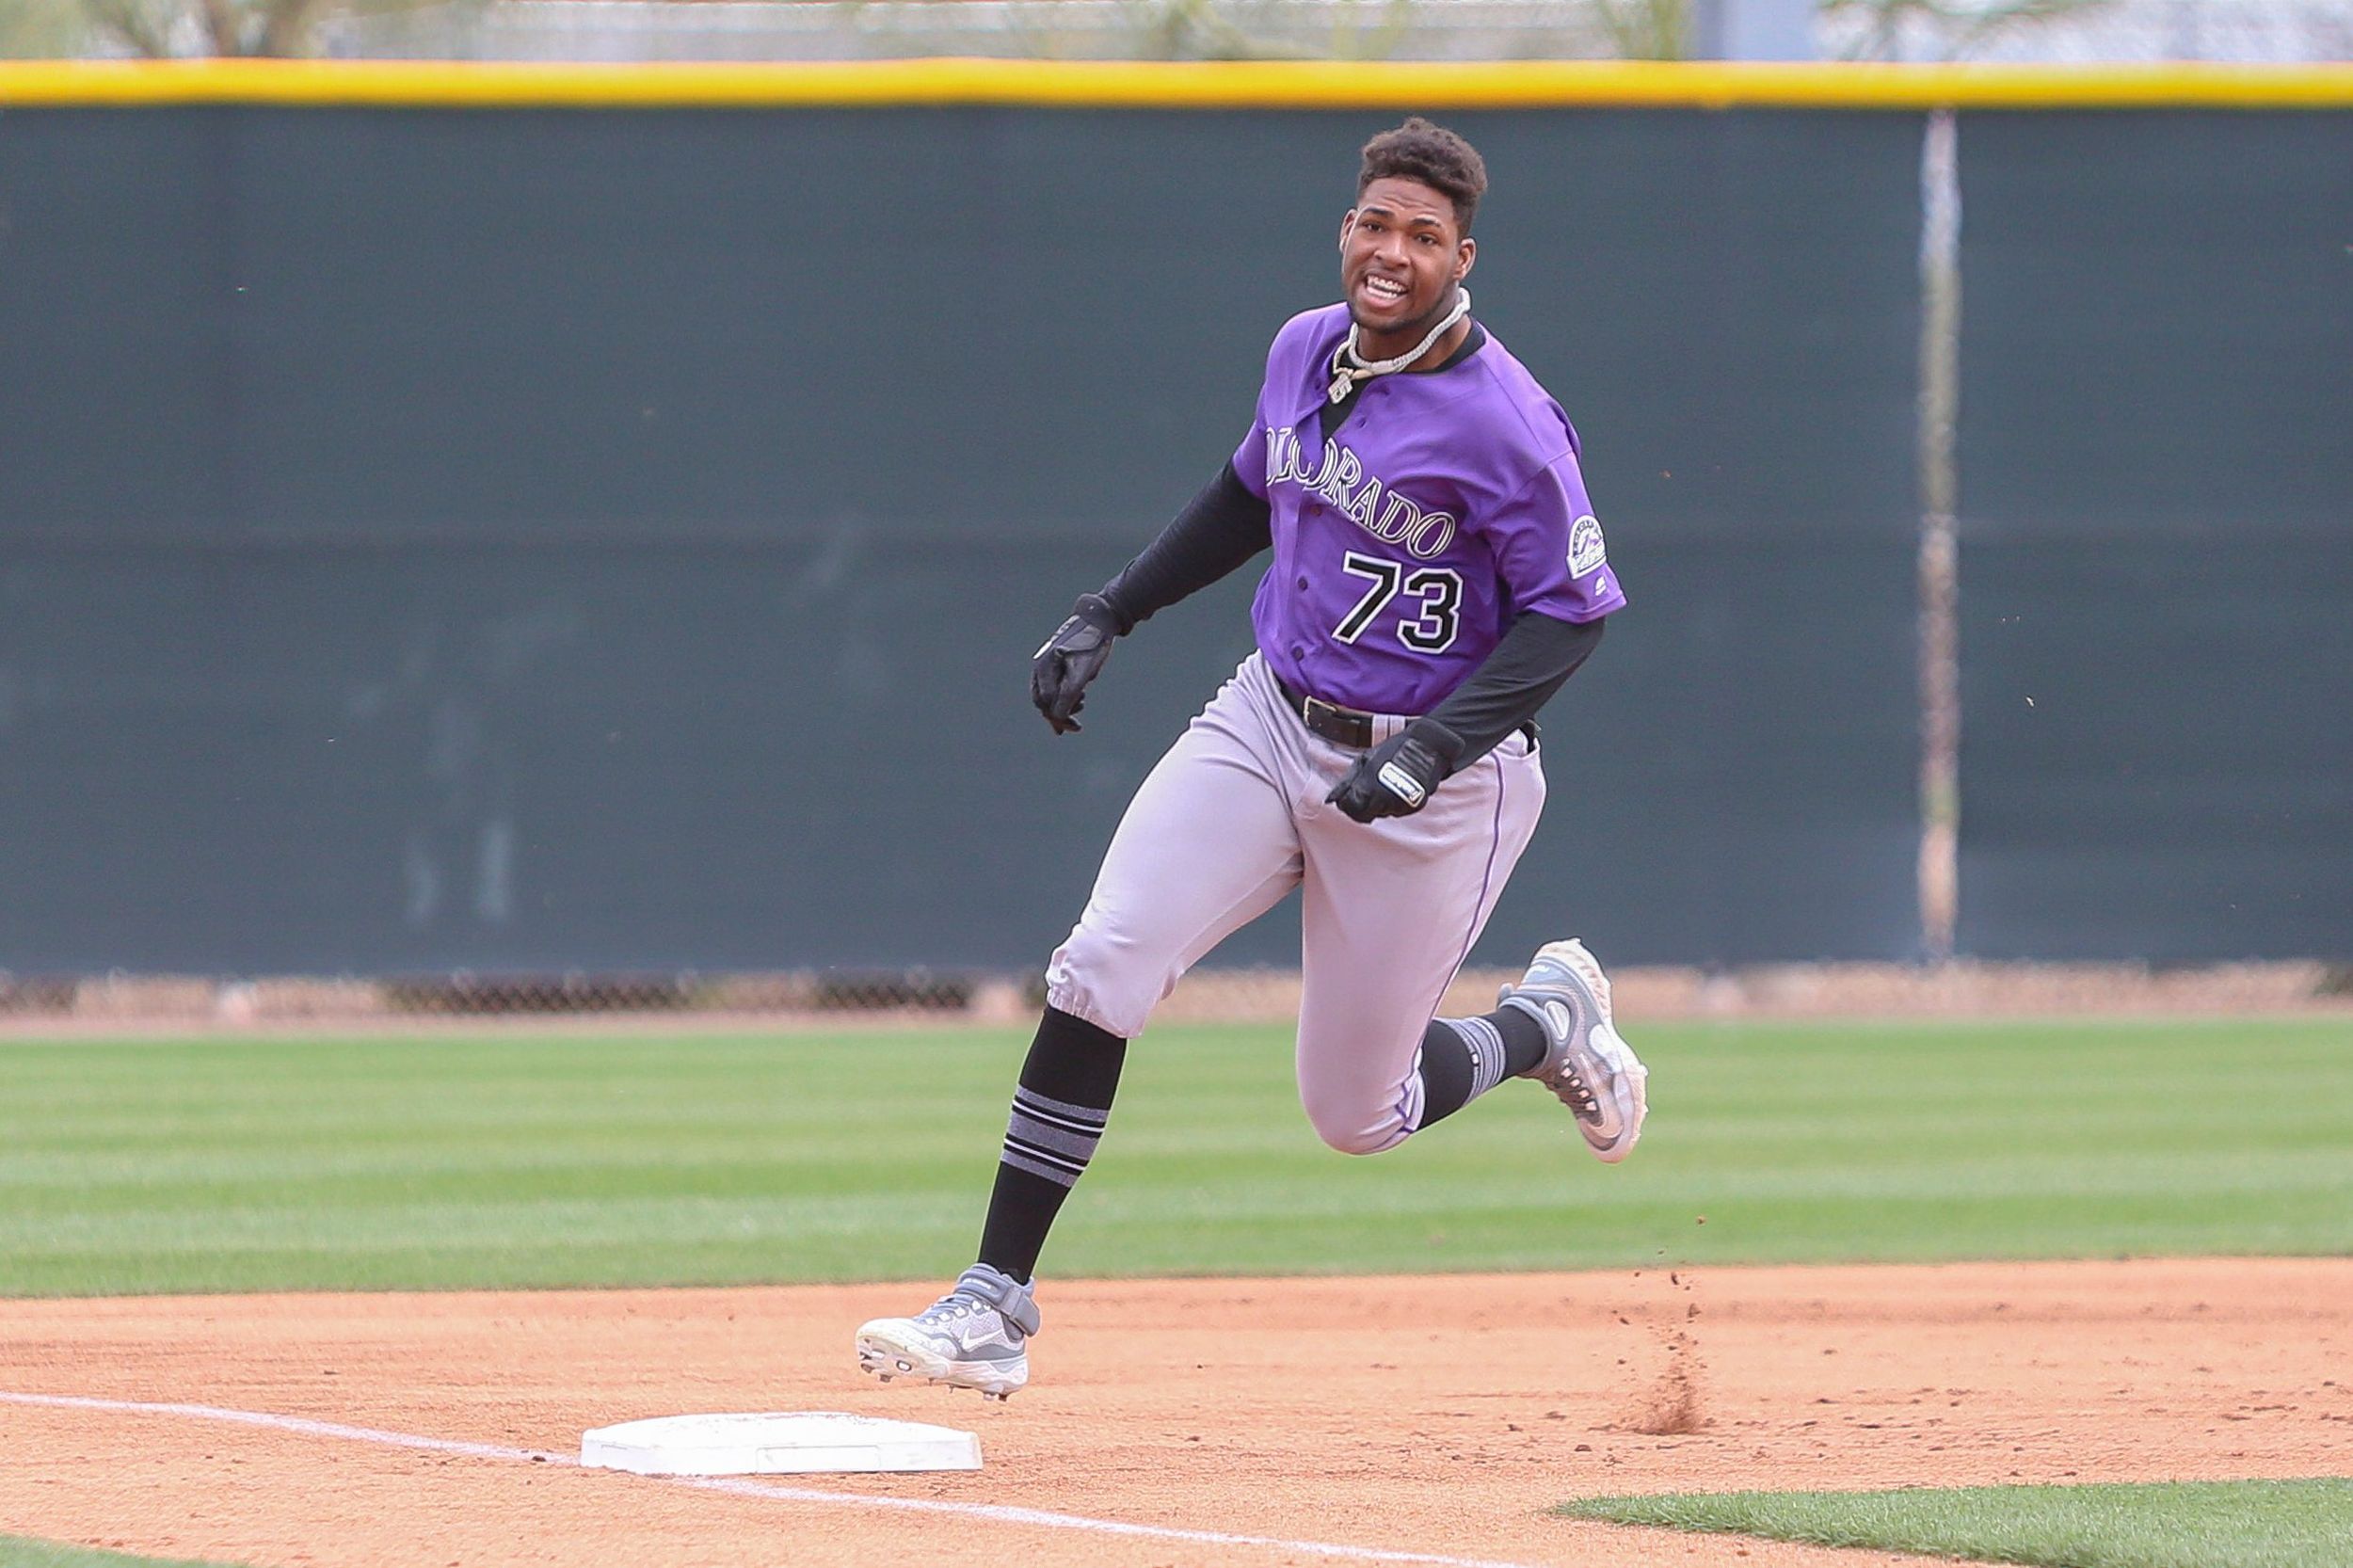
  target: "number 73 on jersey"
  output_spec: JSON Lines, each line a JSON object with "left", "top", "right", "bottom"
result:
{"left": 1334, "top": 550, "right": 1463, "bottom": 654}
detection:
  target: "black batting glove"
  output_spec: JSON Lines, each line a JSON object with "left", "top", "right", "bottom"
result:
{"left": 1324, "top": 719, "right": 1465, "bottom": 824}
{"left": 1031, "top": 593, "right": 1123, "bottom": 735}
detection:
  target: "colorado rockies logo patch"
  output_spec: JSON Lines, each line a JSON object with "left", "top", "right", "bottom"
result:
{"left": 1568, "top": 515, "right": 1609, "bottom": 577}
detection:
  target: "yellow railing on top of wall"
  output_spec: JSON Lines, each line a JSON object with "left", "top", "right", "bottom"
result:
{"left": 2, "top": 57, "right": 2352, "bottom": 109}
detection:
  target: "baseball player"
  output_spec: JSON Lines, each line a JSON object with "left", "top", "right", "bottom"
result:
{"left": 856, "top": 119, "right": 1646, "bottom": 1400}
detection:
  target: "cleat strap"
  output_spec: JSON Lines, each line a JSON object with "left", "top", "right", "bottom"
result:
{"left": 954, "top": 1263, "right": 1042, "bottom": 1337}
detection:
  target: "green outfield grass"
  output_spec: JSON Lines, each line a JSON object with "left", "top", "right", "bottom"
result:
{"left": 1560, "top": 1478, "right": 2353, "bottom": 1568}
{"left": 0, "top": 1017, "right": 2347, "bottom": 1296}
{"left": 0, "top": 1537, "right": 244, "bottom": 1568}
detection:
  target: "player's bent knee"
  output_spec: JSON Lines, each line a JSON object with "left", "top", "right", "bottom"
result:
{"left": 1301, "top": 1054, "right": 1424, "bottom": 1156}
{"left": 1305, "top": 1105, "right": 1410, "bottom": 1157}
{"left": 1043, "top": 925, "right": 1162, "bottom": 1042}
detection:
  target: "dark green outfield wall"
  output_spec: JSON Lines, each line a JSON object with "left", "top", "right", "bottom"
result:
{"left": 0, "top": 104, "right": 2344, "bottom": 973}
{"left": 1956, "top": 113, "right": 2353, "bottom": 961}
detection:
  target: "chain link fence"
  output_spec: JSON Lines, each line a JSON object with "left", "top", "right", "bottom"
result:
{"left": 0, "top": 970, "right": 1000, "bottom": 1027}
{"left": 6, "top": 962, "right": 2347, "bottom": 1029}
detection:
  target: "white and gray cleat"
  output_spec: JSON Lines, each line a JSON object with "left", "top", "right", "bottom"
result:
{"left": 855, "top": 1263, "right": 1038, "bottom": 1400}
{"left": 1500, "top": 938, "right": 1649, "bottom": 1163}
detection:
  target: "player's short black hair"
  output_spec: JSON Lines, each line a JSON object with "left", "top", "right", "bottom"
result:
{"left": 1357, "top": 117, "right": 1488, "bottom": 234}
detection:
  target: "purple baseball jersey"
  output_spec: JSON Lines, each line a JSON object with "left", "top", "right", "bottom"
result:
{"left": 1232, "top": 303, "right": 1625, "bottom": 716}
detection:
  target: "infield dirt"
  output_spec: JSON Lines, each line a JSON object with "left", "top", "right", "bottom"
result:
{"left": 4, "top": 1258, "right": 2347, "bottom": 1568}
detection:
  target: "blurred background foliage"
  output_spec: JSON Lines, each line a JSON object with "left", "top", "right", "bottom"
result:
{"left": 2, "top": 0, "right": 2340, "bottom": 63}
{"left": 1, "top": 0, "right": 472, "bottom": 56}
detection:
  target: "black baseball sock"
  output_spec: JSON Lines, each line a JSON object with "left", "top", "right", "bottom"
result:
{"left": 976, "top": 1006, "right": 1128, "bottom": 1284}
{"left": 1415, "top": 1004, "right": 1550, "bottom": 1127}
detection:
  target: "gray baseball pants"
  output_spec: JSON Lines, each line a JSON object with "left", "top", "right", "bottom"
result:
{"left": 1046, "top": 651, "right": 1546, "bottom": 1154}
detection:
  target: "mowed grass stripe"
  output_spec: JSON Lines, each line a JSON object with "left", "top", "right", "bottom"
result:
{"left": 1, "top": 1019, "right": 2347, "bottom": 1296}
{"left": 1559, "top": 1478, "right": 2353, "bottom": 1568}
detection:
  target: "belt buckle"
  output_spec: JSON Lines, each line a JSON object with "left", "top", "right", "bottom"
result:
{"left": 1302, "top": 694, "right": 1370, "bottom": 748}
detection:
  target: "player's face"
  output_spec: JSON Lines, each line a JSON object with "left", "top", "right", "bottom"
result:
{"left": 1338, "top": 177, "right": 1476, "bottom": 350}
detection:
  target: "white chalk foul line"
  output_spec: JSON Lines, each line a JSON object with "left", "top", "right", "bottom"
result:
{"left": 0, "top": 1390, "right": 1545, "bottom": 1568}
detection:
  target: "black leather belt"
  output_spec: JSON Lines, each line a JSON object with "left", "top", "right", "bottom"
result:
{"left": 1273, "top": 671, "right": 1376, "bottom": 749}
{"left": 1273, "top": 670, "right": 1543, "bottom": 754}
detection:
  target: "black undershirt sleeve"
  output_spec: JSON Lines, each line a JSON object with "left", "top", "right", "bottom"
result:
{"left": 1094, "top": 461, "right": 1273, "bottom": 635}
{"left": 1420, "top": 611, "right": 1606, "bottom": 768}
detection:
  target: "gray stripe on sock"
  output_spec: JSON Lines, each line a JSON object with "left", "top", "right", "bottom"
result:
{"left": 1006, "top": 1108, "right": 1102, "bottom": 1160}
{"left": 1011, "top": 1098, "right": 1107, "bottom": 1141}
{"left": 1013, "top": 1086, "right": 1110, "bottom": 1128}
{"left": 1003, "top": 1128, "right": 1087, "bottom": 1171}
{"left": 1467, "top": 1016, "right": 1511, "bottom": 1097}
{"left": 1000, "top": 1087, "right": 1108, "bottom": 1192}
{"left": 1001, "top": 1145, "right": 1086, "bottom": 1188}
{"left": 1437, "top": 1016, "right": 1510, "bottom": 1100}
